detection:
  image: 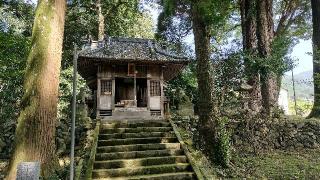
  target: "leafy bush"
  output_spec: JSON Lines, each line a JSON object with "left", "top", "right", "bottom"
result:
{"left": 215, "top": 117, "right": 231, "bottom": 167}
{"left": 0, "top": 32, "right": 30, "bottom": 158}
{"left": 56, "top": 67, "right": 91, "bottom": 156}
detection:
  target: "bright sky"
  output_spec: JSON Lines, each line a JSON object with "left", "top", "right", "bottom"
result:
{"left": 28, "top": 0, "right": 313, "bottom": 75}
{"left": 289, "top": 40, "right": 313, "bottom": 75}
{"left": 146, "top": 5, "right": 313, "bottom": 75}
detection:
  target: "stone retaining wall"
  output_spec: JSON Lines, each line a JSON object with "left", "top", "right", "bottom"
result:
{"left": 173, "top": 116, "right": 320, "bottom": 152}
{"left": 230, "top": 119, "right": 320, "bottom": 151}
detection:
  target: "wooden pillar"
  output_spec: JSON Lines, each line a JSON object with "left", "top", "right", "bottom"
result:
{"left": 112, "top": 65, "right": 116, "bottom": 110}
{"left": 97, "top": 78, "right": 101, "bottom": 117}
{"left": 112, "top": 78, "right": 115, "bottom": 110}
{"left": 147, "top": 65, "right": 151, "bottom": 110}
{"left": 160, "top": 66, "right": 165, "bottom": 116}
{"left": 134, "top": 73, "right": 137, "bottom": 107}
{"left": 147, "top": 79, "right": 150, "bottom": 110}
{"left": 93, "top": 90, "right": 97, "bottom": 117}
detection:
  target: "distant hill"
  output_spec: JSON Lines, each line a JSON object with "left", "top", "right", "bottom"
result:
{"left": 281, "top": 70, "right": 314, "bottom": 101}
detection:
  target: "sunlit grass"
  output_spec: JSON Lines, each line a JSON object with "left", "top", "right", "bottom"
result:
{"left": 288, "top": 100, "right": 313, "bottom": 116}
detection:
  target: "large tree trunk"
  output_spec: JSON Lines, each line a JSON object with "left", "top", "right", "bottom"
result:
{"left": 97, "top": 0, "right": 105, "bottom": 41}
{"left": 309, "top": 0, "right": 320, "bottom": 118}
{"left": 256, "top": 0, "right": 277, "bottom": 115}
{"left": 191, "top": 2, "right": 219, "bottom": 164}
{"left": 240, "top": 0, "right": 262, "bottom": 114}
{"left": 6, "top": 0, "right": 66, "bottom": 178}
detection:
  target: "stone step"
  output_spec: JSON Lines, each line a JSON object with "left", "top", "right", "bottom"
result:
{"left": 125, "top": 172, "right": 196, "bottom": 180}
{"left": 100, "top": 127, "right": 173, "bottom": 134}
{"left": 92, "top": 172, "right": 196, "bottom": 180}
{"left": 99, "top": 131, "right": 176, "bottom": 140}
{"left": 97, "top": 143, "right": 181, "bottom": 153}
{"left": 94, "top": 156, "right": 188, "bottom": 169}
{"left": 95, "top": 149, "right": 184, "bottom": 161}
{"left": 98, "top": 137, "right": 178, "bottom": 146}
{"left": 111, "top": 111, "right": 151, "bottom": 118}
{"left": 101, "top": 121, "right": 171, "bottom": 129}
{"left": 92, "top": 163, "right": 192, "bottom": 178}
{"left": 91, "top": 119, "right": 197, "bottom": 180}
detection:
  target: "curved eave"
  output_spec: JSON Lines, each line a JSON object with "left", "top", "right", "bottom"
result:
{"left": 78, "top": 55, "right": 190, "bottom": 64}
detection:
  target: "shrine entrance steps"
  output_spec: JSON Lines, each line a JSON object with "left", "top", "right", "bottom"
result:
{"left": 92, "top": 120, "right": 197, "bottom": 180}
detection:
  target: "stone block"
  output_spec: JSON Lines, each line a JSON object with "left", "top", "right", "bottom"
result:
{"left": 16, "top": 162, "right": 40, "bottom": 180}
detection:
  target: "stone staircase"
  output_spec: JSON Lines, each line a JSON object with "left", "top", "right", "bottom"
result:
{"left": 92, "top": 120, "right": 197, "bottom": 180}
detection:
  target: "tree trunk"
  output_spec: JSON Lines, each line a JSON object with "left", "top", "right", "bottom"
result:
{"left": 240, "top": 0, "right": 262, "bottom": 114}
{"left": 191, "top": 2, "right": 219, "bottom": 164}
{"left": 97, "top": 0, "right": 105, "bottom": 41}
{"left": 309, "top": 0, "right": 320, "bottom": 118}
{"left": 256, "top": 0, "right": 277, "bottom": 115}
{"left": 6, "top": 0, "right": 66, "bottom": 179}
{"left": 240, "top": 0, "right": 257, "bottom": 51}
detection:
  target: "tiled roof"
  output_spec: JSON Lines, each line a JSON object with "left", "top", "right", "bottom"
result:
{"left": 78, "top": 37, "right": 190, "bottom": 63}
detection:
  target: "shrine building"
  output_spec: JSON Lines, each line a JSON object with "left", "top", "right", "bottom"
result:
{"left": 77, "top": 37, "right": 190, "bottom": 120}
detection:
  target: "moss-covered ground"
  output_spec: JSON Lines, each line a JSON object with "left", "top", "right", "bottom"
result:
{"left": 177, "top": 127, "right": 320, "bottom": 179}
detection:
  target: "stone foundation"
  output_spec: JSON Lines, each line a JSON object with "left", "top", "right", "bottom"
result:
{"left": 230, "top": 119, "right": 320, "bottom": 152}
{"left": 173, "top": 116, "right": 320, "bottom": 152}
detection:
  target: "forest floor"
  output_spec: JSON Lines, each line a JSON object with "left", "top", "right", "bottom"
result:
{"left": 177, "top": 127, "right": 320, "bottom": 179}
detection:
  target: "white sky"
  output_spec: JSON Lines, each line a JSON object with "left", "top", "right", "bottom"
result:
{"left": 147, "top": 6, "right": 313, "bottom": 75}
{"left": 29, "top": 0, "right": 313, "bottom": 75}
{"left": 289, "top": 40, "right": 313, "bottom": 75}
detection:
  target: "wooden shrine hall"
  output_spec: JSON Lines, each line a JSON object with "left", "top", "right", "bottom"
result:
{"left": 77, "top": 37, "right": 190, "bottom": 120}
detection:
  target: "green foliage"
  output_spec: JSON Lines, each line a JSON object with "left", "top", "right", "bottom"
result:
{"left": 62, "top": 0, "right": 154, "bottom": 68}
{"left": 162, "top": 0, "right": 174, "bottom": 16}
{"left": 274, "top": 0, "right": 312, "bottom": 40}
{"left": 0, "top": 32, "right": 30, "bottom": 157}
{"left": 0, "top": 1, "right": 35, "bottom": 35}
{"left": 270, "top": 36, "right": 295, "bottom": 75}
{"left": 56, "top": 67, "right": 91, "bottom": 155}
{"left": 244, "top": 35, "right": 295, "bottom": 79}
{"left": 0, "top": 33, "right": 91, "bottom": 159}
{"left": 62, "top": 1, "right": 99, "bottom": 68}
{"left": 166, "top": 62, "right": 198, "bottom": 111}
{"left": 127, "top": 12, "right": 154, "bottom": 38}
{"left": 157, "top": 0, "right": 235, "bottom": 42}
{"left": 214, "top": 117, "right": 231, "bottom": 167}
{"left": 197, "top": 0, "right": 233, "bottom": 30}
{"left": 0, "top": 6, "right": 25, "bottom": 34}
{"left": 213, "top": 51, "right": 244, "bottom": 112}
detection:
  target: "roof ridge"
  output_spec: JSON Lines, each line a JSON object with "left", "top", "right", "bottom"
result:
{"left": 78, "top": 36, "right": 190, "bottom": 63}
{"left": 109, "top": 36, "right": 153, "bottom": 43}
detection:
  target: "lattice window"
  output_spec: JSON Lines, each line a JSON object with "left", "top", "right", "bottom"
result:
{"left": 101, "top": 80, "right": 112, "bottom": 95}
{"left": 150, "top": 81, "right": 161, "bottom": 96}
